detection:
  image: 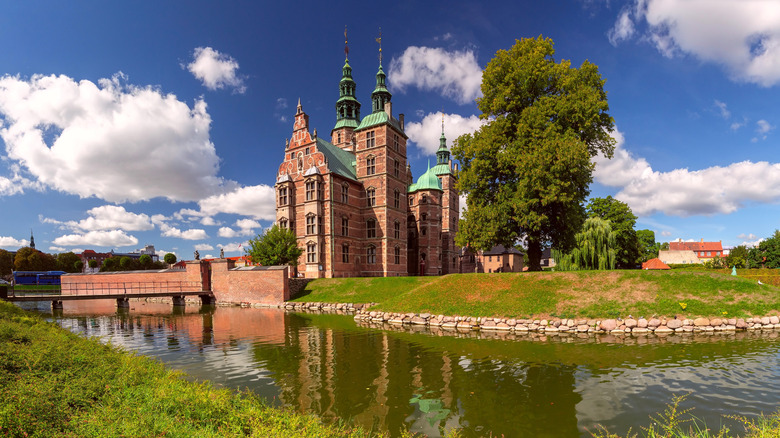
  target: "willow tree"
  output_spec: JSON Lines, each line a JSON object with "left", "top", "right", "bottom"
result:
{"left": 554, "top": 217, "right": 617, "bottom": 270}
{"left": 453, "top": 36, "right": 615, "bottom": 270}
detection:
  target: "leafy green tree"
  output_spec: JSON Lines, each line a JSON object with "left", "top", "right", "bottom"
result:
{"left": 0, "top": 249, "right": 13, "bottom": 276}
{"left": 554, "top": 217, "right": 617, "bottom": 270}
{"left": 74, "top": 260, "right": 84, "bottom": 272}
{"left": 636, "top": 229, "right": 658, "bottom": 262}
{"left": 751, "top": 230, "right": 780, "bottom": 269}
{"left": 56, "top": 252, "right": 82, "bottom": 273}
{"left": 245, "top": 225, "right": 303, "bottom": 267}
{"left": 586, "top": 196, "right": 640, "bottom": 268}
{"left": 119, "top": 256, "right": 133, "bottom": 270}
{"left": 726, "top": 245, "right": 748, "bottom": 269}
{"left": 139, "top": 254, "right": 152, "bottom": 268}
{"left": 164, "top": 253, "right": 177, "bottom": 267}
{"left": 88, "top": 259, "right": 98, "bottom": 269}
{"left": 453, "top": 36, "right": 615, "bottom": 271}
{"left": 101, "top": 257, "right": 117, "bottom": 272}
{"left": 14, "top": 247, "right": 56, "bottom": 271}
{"left": 746, "top": 246, "right": 763, "bottom": 268}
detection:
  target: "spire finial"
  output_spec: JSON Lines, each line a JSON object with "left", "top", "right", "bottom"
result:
{"left": 441, "top": 111, "right": 445, "bottom": 135}
{"left": 296, "top": 97, "right": 302, "bottom": 114}
{"left": 344, "top": 25, "right": 349, "bottom": 59}
{"left": 376, "top": 27, "right": 383, "bottom": 65}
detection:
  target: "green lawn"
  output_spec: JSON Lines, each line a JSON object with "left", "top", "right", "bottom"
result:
{"left": 293, "top": 270, "right": 780, "bottom": 319}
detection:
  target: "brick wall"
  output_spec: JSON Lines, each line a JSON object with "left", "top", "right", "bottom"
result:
{"left": 210, "top": 259, "right": 289, "bottom": 304}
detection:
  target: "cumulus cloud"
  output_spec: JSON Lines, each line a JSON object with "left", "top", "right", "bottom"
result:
{"left": 714, "top": 100, "right": 730, "bottom": 119}
{"left": 220, "top": 242, "right": 246, "bottom": 253}
{"left": 52, "top": 230, "right": 138, "bottom": 247}
{"left": 0, "top": 73, "right": 228, "bottom": 203}
{"left": 405, "top": 112, "right": 486, "bottom": 155}
{"left": 608, "top": 0, "right": 780, "bottom": 86}
{"left": 186, "top": 47, "right": 246, "bottom": 93}
{"left": 757, "top": 119, "right": 774, "bottom": 134}
{"left": 194, "top": 243, "right": 214, "bottom": 251}
{"left": 594, "top": 128, "right": 780, "bottom": 217}
{"left": 49, "top": 246, "right": 66, "bottom": 252}
{"left": 218, "top": 219, "right": 261, "bottom": 238}
{"left": 0, "top": 236, "right": 29, "bottom": 248}
{"left": 43, "top": 205, "right": 154, "bottom": 232}
{"left": 195, "top": 184, "right": 276, "bottom": 221}
{"left": 159, "top": 223, "right": 208, "bottom": 240}
{"left": 388, "top": 46, "right": 483, "bottom": 104}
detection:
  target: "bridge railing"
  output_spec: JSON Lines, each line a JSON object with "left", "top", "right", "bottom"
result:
{"left": 60, "top": 281, "right": 204, "bottom": 296}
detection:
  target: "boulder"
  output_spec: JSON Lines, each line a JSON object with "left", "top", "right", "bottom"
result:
{"left": 600, "top": 319, "right": 618, "bottom": 331}
{"left": 666, "top": 319, "right": 683, "bottom": 329}
{"left": 693, "top": 318, "right": 710, "bottom": 327}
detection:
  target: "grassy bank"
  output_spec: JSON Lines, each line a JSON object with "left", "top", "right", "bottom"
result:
{"left": 0, "top": 301, "right": 385, "bottom": 438}
{"left": 293, "top": 270, "right": 780, "bottom": 319}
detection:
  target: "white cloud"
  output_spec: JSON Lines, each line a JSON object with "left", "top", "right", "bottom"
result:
{"left": 737, "top": 233, "right": 758, "bottom": 240}
{"left": 609, "top": 0, "right": 780, "bottom": 86}
{"left": 196, "top": 184, "right": 276, "bottom": 221}
{"left": 0, "top": 236, "right": 29, "bottom": 248}
{"left": 220, "top": 242, "right": 246, "bottom": 253}
{"left": 76, "top": 205, "right": 154, "bottom": 231}
{"left": 200, "top": 216, "right": 219, "bottom": 226}
{"left": 757, "top": 119, "right": 774, "bottom": 134}
{"left": 217, "top": 219, "right": 260, "bottom": 239}
{"left": 405, "top": 112, "right": 486, "bottom": 155}
{"left": 714, "top": 100, "right": 730, "bottom": 119}
{"left": 388, "top": 46, "right": 483, "bottom": 104}
{"left": 49, "top": 246, "right": 66, "bottom": 252}
{"left": 159, "top": 223, "right": 208, "bottom": 240}
{"left": 186, "top": 47, "right": 246, "bottom": 93}
{"left": 52, "top": 230, "right": 138, "bottom": 247}
{"left": 194, "top": 243, "right": 214, "bottom": 251}
{"left": 0, "top": 73, "right": 229, "bottom": 203}
{"left": 218, "top": 227, "right": 238, "bottom": 238}
{"left": 595, "top": 128, "right": 780, "bottom": 217}
{"left": 660, "top": 230, "right": 672, "bottom": 237}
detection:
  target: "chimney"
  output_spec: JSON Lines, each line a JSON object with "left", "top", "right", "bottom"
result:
{"left": 384, "top": 101, "right": 392, "bottom": 117}
{"left": 701, "top": 238, "right": 704, "bottom": 243}
{"left": 399, "top": 113, "right": 404, "bottom": 130}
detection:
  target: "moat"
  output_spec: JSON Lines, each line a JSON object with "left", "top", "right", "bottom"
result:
{"left": 20, "top": 300, "right": 780, "bottom": 437}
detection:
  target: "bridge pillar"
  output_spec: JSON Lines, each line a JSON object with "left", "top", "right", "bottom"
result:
{"left": 199, "top": 294, "right": 215, "bottom": 305}
{"left": 172, "top": 295, "right": 187, "bottom": 307}
{"left": 116, "top": 298, "right": 130, "bottom": 308}
{"left": 51, "top": 300, "right": 63, "bottom": 310}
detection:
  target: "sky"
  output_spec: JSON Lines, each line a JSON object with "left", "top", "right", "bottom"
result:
{"left": 1, "top": 0, "right": 780, "bottom": 260}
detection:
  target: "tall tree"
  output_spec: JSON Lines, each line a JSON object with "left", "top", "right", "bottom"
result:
{"left": 0, "top": 249, "right": 13, "bottom": 276}
{"left": 453, "top": 36, "right": 615, "bottom": 270}
{"left": 726, "top": 245, "right": 748, "bottom": 269}
{"left": 56, "top": 252, "right": 82, "bottom": 273}
{"left": 245, "top": 225, "right": 303, "bottom": 267}
{"left": 636, "top": 229, "right": 658, "bottom": 262}
{"left": 554, "top": 217, "right": 617, "bottom": 270}
{"left": 164, "top": 253, "right": 177, "bottom": 267}
{"left": 586, "top": 196, "right": 640, "bottom": 268}
{"left": 14, "top": 247, "right": 56, "bottom": 271}
{"left": 753, "top": 230, "right": 780, "bottom": 268}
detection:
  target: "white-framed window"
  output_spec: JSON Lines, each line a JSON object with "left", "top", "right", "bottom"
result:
{"left": 305, "top": 180, "right": 317, "bottom": 201}
{"left": 366, "top": 130, "right": 375, "bottom": 148}
{"left": 279, "top": 218, "right": 288, "bottom": 229}
{"left": 306, "top": 215, "right": 317, "bottom": 234}
{"left": 366, "top": 156, "right": 376, "bottom": 175}
{"left": 278, "top": 186, "right": 288, "bottom": 206}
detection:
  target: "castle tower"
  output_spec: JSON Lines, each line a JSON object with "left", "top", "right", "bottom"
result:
{"left": 332, "top": 27, "right": 361, "bottom": 151}
{"left": 430, "top": 118, "right": 460, "bottom": 274}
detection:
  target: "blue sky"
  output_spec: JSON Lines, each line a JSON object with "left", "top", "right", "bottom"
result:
{"left": 1, "top": 0, "right": 780, "bottom": 259}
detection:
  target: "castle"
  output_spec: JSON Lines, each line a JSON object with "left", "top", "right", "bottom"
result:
{"left": 274, "top": 45, "right": 459, "bottom": 278}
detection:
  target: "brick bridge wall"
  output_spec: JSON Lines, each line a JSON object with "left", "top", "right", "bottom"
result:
{"left": 61, "top": 260, "right": 289, "bottom": 304}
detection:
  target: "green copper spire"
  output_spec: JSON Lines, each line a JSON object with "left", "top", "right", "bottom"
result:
{"left": 436, "top": 114, "right": 450, "bottom": 165}
{"left": 371, "top": 28, "right": 392, "bottom": 113}
{"left": 335, "top": 27, "right": 361, "bottom": 130}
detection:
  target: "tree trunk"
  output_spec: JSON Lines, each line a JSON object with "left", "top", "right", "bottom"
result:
{"left": 526, "top": 238, "right": 543, "bottom": 271}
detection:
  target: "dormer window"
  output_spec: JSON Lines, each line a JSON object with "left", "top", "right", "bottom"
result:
{"left": 366, "top": 130, "right": 376, "bottom": 148}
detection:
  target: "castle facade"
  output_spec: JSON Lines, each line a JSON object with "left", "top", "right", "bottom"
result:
{"left": 274, "top": 52, "right": 459, "bottom": 278}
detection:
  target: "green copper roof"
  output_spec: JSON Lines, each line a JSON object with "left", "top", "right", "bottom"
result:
{"left": 355, "top": 110, "right": 404, "bottom": 132}
{"left": 316, "top": 137, "right": 357, "bottom": 181}
{"left": 431, "top": 163, "right": 453, "bottom": 176}
{"left": 408, "top": 162, "right": 443, "bottom": 193}
{"left": 333, "top": 118, "right": 359, "bottom": 130}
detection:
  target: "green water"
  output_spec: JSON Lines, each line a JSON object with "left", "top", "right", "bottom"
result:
{"left": 22, "top": 300, "right": 780, "bottom": 437}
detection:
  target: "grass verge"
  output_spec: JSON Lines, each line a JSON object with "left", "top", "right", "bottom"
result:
{"left": 293, "top": 270, "right": 780, "bottom": 319}
{"left": 0, "top": 301, "right": 399, "bottom": 437}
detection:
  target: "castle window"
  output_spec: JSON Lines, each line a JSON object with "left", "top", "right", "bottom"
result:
{"left": 341, "top": 184, "right": 349, "bottom": 203}
{"left": 279, "top": 218, "right": 288, "bottom": 229}
{"left": 394, "top": 189, "right": 400, "bottom": 208}
{"left": 421, "top": 227, "right": 427, "bottom": 236}
{"left": 394, "top": 221, "right": 400, "bottom": 239}
{"left": 307, "top": 242, "right": 317, "bottom": 263}
{"left": 342, "top": 217, "right": 349, "bottom": 236}
{"left": 409, "top": 196, "right": 414, "bottom": 206}
{"left": 393, "top": 134, "right": 399, "bottom": 151}
{"left": 366, "top": 130, "right": 375, "bottom": 148}
{"left": 306, "top": 215, "right": 318, "bottom": 234}
{"left": 421, "top": 213, "right": 427, "bottom": 221}
{"left": 305, "top": 180, "right": 317, "bottom": 201}
{"left": 367, "top": 219, "right": 376, "bottom": 238}
{"left": 337, "top": 132, "right": 342, "bottom": 143}
{"left": 394, "top": 159, "right": 400, "bottom": 178}
{"left": 342, "top": 244, "right": 349, "bottom": 263}
{"left": 305, "top": 147, "right": 310, "bottom": 155}
{"left": 421, "top": 194, "right": 427, "bottom": 204}
{"left": 367, "top": 188, "right": 376, "bottom": 207}
{"left": 278, "top": 187, "right": 288, "bottom": 206}
{"left": 366, "top": 156, "right": 376, "bottom": 175}
{"left": 367, "top": 245, "right": 376, "bottom": 264}
{"left": 394, "top": 246, "right": 401, "bottom": 264}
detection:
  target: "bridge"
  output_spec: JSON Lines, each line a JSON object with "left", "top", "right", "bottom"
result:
{"left": 0, "top": 281, "right": 214, "bottom": 309}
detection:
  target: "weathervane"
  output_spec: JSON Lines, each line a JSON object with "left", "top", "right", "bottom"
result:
{"left": 376, "top": 27, "right": 382, "bottom": 65}
{"left": 344, "top": 25, "right": 349, "bottom": 59}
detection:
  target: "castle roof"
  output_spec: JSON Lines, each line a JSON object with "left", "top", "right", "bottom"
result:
{"left": 408, "top": 162, "right": 442, "bottom": 193}
{"left": 355, "top": 110, "right": 404, "bottom": 132}
{"left": 315, "top": 137, "right": 358, "bottom": 181}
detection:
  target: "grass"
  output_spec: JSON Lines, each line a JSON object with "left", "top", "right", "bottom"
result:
{"left": 0, "top": 300, "right": 439, "bottom": 438}
{"left": 292, "top": 270, "right": 780, "bottom": 319}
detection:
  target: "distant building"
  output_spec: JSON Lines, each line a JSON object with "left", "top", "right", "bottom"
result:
{"left": 642, "top": 258, "right": 670, "bottom": 270}
{"left": 540, "top": 248, "right": 557, "bottom": 269}
{"left": 658, "top": 250, "right": 700, "bottom": 265}
{"left": 668, "top": 239, "right": 725, "bottom": 261}
{"left": 460, "top": 245, "right": 524, "bottom": 273}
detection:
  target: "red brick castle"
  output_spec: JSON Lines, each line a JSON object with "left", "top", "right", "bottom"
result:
{"left": 275, "top": 46, "right": 459, "bottom": 278}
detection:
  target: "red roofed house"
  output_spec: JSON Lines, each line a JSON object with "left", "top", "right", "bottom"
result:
{"left": 642, "top": 258, "right": 670, "bottom": 270}
{"left": 668, "top": 239, "right": 725, "bottom": 262}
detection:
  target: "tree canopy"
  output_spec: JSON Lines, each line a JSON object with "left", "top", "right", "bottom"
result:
{"left": 245, "top": 225, "right": 303, "bottom": 267}
{"left": 164, "top": 253, "right": 177, "bottom": 266}
{"left": 586, "top": 196, "right": 640, "bottom": 268}
{"left": 636, "top": 229, "right": 658, "bottom": 263}
{"left": 0, "top": 249, "right": 13, "bottom": 276}
{"left": 453, "top": 36, "right": 615, "bottom": 271}
{"left": 14, "top": 247, "right": 56, "bottom": 272}
{"left": 56, "top": 252, "right": 82, "bottom": 273}
{"left": 554, "top": 217, "right": 617, "bottom": 271}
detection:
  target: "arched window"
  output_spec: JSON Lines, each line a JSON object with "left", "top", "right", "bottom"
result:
{"left": 366, "top": 155, "right": 376, "bottom": 175}
{"left": 366, "top": 218, "right": 376, "bottom": 238}
{"left": 394, "top": 221, "right": 400, "bottom": 239}
{"left": 394, "top": 246, "right": 401, "bottom": 264}
{"left": 421, "top": 194, "right": 427, "bottom": 204}
{"left": 366, "top": 188, "right": 376, "bottom": 207}
{"left": 367, "top": 245, "right": 377, "bottom": 264}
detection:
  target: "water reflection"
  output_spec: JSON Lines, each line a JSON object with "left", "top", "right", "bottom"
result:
{"left": 21, "top": 300, "right": 780, "bottom": 438}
